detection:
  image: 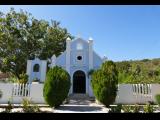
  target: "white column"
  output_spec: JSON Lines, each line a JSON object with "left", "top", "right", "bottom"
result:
{"left": 88, "top": 38, "right": 93, "bottom": 70}
{"left": 66, "top": 37, "right": 72, "bottom": 94}
{"left": 69, "top": 74, "right": 73, "bottom": 95}
{"left": 40, "top": 61, "right": 47, "bottom": 82}
{"left": 66, "top": 37, "right": 71, "bottom": 74}
{"left": 88, "top": 37, "right": 93, "bottom": 96}
{"left": 26, "top": 60, "right": 32, "bottom": 83}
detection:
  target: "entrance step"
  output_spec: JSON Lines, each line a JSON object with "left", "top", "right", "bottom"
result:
{"left": 66, "top": 94, "right": 95, "bottom": 105}
{"left": 69, "top": 94, "right": 95, "bottom": 101}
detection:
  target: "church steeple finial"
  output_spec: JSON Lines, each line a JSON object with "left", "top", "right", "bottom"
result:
{"left": 103, "top": 54, "right": 108, "bottom": 62}
{"left": 66, "top": 37, "right": 71, "bottom": 41}
{"left": 89, "top": 37, "right": 93, "bottom": 41}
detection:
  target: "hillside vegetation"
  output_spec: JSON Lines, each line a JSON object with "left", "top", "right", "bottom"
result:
{"left": 115, "top": 58, "right": 160, "bottom": 84}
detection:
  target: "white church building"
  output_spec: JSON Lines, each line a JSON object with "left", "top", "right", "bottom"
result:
{"left": 0, "top": 37, "right": 157, "bottom": 104}
{"left": 26, "top": 37, "right": 107, "bottom": 97}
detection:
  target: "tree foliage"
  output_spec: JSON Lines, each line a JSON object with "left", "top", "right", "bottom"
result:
{"left": 0, "top": 8, "right": 72, "bottom": 79}
{"left": 116, "top": 58, "right": 160, "bottom": 84}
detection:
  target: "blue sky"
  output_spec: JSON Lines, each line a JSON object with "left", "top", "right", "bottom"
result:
{"left": 0, "top": 5, "right": 160, "bottom": 62}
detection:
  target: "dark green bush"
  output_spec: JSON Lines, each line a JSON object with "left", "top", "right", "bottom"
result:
{"left": 91, "top": 61, "right": 118, "bottom": 107}
{"left": 155, "top": 94, "right": 160, "bottom": 106}
{"left": 43, "top": 66, "right": 71, "bottom": 108}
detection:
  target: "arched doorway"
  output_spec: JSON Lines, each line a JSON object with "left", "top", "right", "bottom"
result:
{"left": 73, "top": 70, "right": 86, "bottom": 93}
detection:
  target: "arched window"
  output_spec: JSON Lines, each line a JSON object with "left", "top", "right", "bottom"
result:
{"left": 33, "top": 64, "right": 40, "bottom": 72}
{"left": 77, "top": 43, "right": 83, "bottom": 50}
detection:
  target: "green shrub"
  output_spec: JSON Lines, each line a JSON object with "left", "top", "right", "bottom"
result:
{"left": 144, "top": 103, "right": 154, "bottom": 113}
{"left": 132, "top": 104, "right": 140, "bottom": 113}
{"left": 43, "top": 66, "right": 71, "bottom": 108}
{"left": 118, "top": 72, "right": 134, "bottom": 84}
{"left": 122, "top": 105, "right": 133, "bottom": 113}
{"left": 2, "top": 98, "right": 14, "bottom": 113}
{"left": 8, "top": 76, "right": 19, "bottom": 83}
{"left": 22, "top": 98, "right": 40, "bottom": 113}
{"left": 109, "top": 104, "right": 122, "bottom": 113}
{"left": 91, "top": 61, "right": 118, "bottom": 107}
{"left": 155, "top": 94, "right": 160, "bottom": 106}
{"left": 6, "top": 100, "right": 13, "bottom": 113}
{"left": 19, "top": 73, "right": 28, "bottom": 84}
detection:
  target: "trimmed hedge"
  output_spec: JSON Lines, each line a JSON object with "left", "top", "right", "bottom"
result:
{"left": 43, "top": 66, "right": 71, "bottom": 108}
{"left": 91, "top": 60, "right": 118, "bottom": 107}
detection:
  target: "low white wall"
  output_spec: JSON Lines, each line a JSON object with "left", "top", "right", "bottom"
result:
{"left": 0, "top": 83, "right": 160, "bottom": 104}
{"left": 0, "top": 83, "right": 13, "bottom": 104}
{"left": 115, "top": 84, "right": 135, "bottom": 104}
{"left": 0, "top": 83, "right": 45, "bottom": 104}
{"left": 151, "top": 84, "right": 160, "bottom": 102}
{"left": 30, "top": 84, "right": 45, "bottom": 104}
{"left": 115, "top": 84, "right": 153, "bottom": 104}
{"left": 12, "top": 96, "right": 31, "bottom": 104}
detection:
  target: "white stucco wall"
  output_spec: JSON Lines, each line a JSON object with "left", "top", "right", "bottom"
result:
{"left": 27, "top": 58, "right": 47, "bottom": 83}
{"left": 30, "top": 84, "right": 45, "bottom": 104}
{"left": 0, "top": 83, "right": 160, "bottom": 104}
{"left": 0, "top": 83, "right": 45, "bottom": 104}
{"left": 151, "top": 84, "right": 160, "bottom": 102}
{"left": 40, "top": 61, "right": 47, "bottom": 82}
{"left": 0, "top": 83, "right": 13, "bottom": 104}
{"left": 115, "top": 84, "right": 153, "bottom": 104}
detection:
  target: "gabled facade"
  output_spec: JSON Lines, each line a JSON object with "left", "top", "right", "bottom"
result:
{"left": 50, "top": 37, "right": 104, "bottom": 96}
{"left": 27, "top": 37, "right": 106, "bottom": 97}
